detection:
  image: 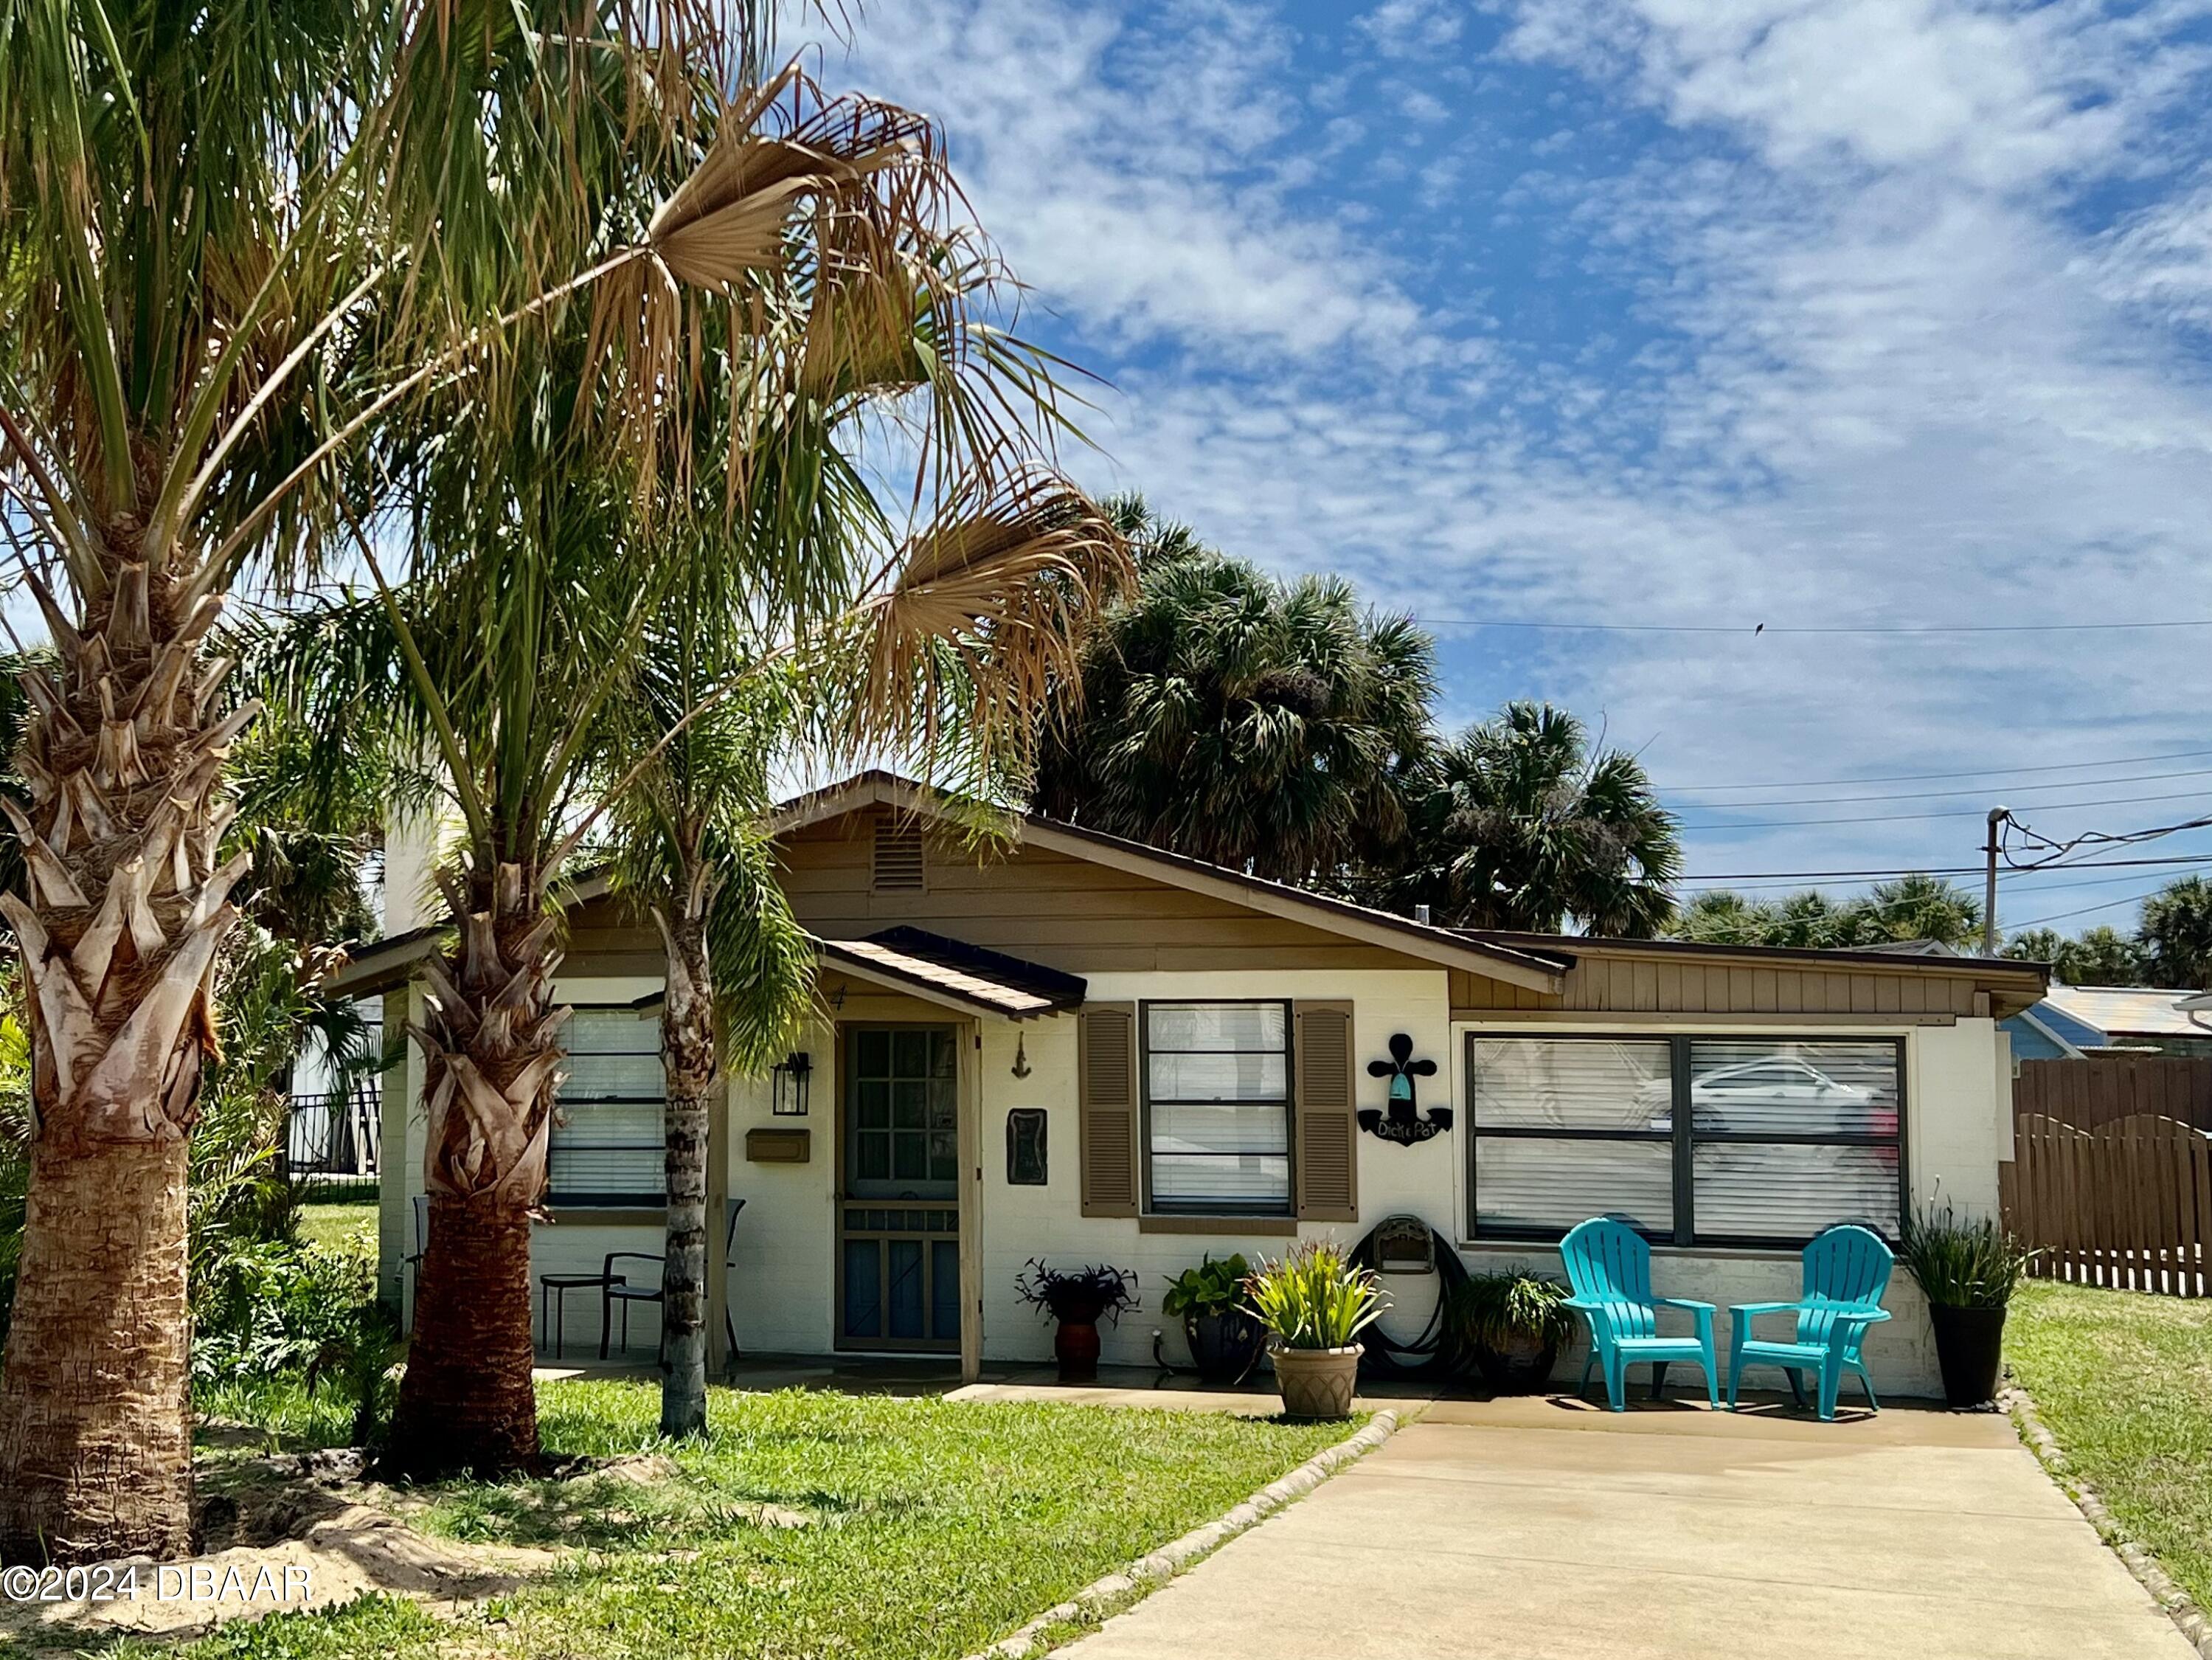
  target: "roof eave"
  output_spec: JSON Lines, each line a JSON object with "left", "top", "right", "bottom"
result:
{"left": 771, "top": 772, "right": 1565, "bottom": 995}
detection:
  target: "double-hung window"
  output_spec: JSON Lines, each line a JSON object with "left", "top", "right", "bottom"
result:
{"left": 1468, "top": 1034, "right": 1903, "bottom": 1245}
{"left": 546, "top": 1009, "right": 666, "bottom": 1206}
{"left": 1143, "top": 1001, "right": 1292, "bottom": 1215}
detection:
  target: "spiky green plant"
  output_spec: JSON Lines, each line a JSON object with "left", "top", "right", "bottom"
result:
{"left": 1243, "top": 1242, "right": 1387, "bottom": 1351}
{"left": 1448, "top": 1271, "right": 1578, "bottom": 1353}
{"left": 1899, "top": 1204, "right": 2035, "bottom": 1310}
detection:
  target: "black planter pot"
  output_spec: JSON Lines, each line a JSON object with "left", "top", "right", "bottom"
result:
{"left": 1182, "top": 1309, "right": 1266, "bottom": 1385}
{"left": 1474, "top": 1337, "right": 1561, "bottom": 1396}
{"left": 1927, "top": 1302, "right": 2008, "bottom": 1407}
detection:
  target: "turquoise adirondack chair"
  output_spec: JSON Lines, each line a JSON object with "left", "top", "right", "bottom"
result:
{"left": 1726, "top": 1224, "right": 1894, "bottom": 1421}
{"left": 1559, "top": 1217, "right": 1719, "bottom": 1411}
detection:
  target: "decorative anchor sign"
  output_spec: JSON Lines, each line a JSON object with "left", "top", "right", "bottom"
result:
{"left": 1359, "top": 1033, "right": 1453, "bottom": 1146}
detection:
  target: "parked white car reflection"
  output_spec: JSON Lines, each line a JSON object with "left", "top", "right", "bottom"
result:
{"left": 1636, "top": 1057, "right": 1895, "bottom": 1134}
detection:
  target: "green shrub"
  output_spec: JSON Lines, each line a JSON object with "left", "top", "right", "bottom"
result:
{"left": 192, "top": 1237, "right": 383, "bottom": 1386}
{"left": 1900, "top": 1203, "right": 2034, "bottom": 1309}
{"left": 1244, "top": 1241, "right": 1386, "bottom": 1350}
{"left": 1160, "top": 1253, "right": 1251, "bottom": 1318}
{"left": 1449, "top": 1270, "right": 1576, "bottom": 1352}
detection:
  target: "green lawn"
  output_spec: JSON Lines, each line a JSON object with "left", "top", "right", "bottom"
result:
{"left": 2008, "top": 1280, "right": 2212, "bottom": 1608}
{"left": 162, "top": 1379, "right": 1351, "bottom": 1660}
{"left": 293, "top": 1200, "right": 378, "bottom": 1258}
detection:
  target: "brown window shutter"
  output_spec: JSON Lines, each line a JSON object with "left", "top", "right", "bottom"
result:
{"left": 1078, "top": 1002, "right": 1140, "bottom": 1217}
{"left": 1295, "top": 1000, "right": 1358, "bottom": 1222}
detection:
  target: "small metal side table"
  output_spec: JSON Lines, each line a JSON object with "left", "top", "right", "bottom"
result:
{"left": 538, "top": 1271, "right": 614, "bottom": 1359}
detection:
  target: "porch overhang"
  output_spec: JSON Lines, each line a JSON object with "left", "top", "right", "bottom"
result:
{"left": 816, "top": 927, "right": 1086, "bottom": 1022}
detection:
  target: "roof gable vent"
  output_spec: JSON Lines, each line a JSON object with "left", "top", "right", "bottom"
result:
{"left": 871, "top": 811, "right": 926, "bottom": 893}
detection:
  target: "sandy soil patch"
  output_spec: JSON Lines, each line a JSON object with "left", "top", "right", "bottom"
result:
{"left": 0, "top": 1450, "right": 558, "bottom": 1651}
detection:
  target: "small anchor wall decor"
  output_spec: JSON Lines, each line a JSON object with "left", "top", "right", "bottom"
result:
{"left": 1359, "top": 1033, "right": 1452, "bottom": 1146}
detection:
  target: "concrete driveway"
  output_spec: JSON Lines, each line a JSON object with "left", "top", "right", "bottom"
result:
{"left": 1062, "top": 1396, "right": 2196, "bottom": 1660}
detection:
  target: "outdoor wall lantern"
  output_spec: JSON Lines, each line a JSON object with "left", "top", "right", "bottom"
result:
{"left": 1359, "top": 1033, "right": 1452, "bottom": 1145}
{"left": 771, "top": 1051, "right": 812, "bottom": 1117}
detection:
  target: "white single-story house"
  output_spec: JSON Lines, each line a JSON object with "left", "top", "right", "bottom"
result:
{"left": 336, "top": 771, "right": 2048, "bottom": 1399}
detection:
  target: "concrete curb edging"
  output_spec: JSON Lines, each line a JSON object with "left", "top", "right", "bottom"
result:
{"left": 2004, "top": 1385, "right": 2212, "bottom": 1659}
{"left": 965, "top": 1408, "right": 1403, "bottom": 1660}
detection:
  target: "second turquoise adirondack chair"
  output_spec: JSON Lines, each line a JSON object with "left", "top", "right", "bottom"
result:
{"left": 1726, "top": 1224, "right": 1894, "bottom": 1421}
{"left": 1559, "top": 1217, "right": 1719, "bottom": 1411}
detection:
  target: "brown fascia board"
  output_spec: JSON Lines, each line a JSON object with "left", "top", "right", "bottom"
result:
{"left": 1466, "top": 928, "right": 2051, "bottom": 1012}
{"left": 769, "top": 770, "right": 1566, "bottom": 995}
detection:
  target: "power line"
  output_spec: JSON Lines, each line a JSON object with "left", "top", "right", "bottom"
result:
{"left": 1678, "top": 787, "right": 2212, "bottom": 833}
{"left": 1665, "top": 765, "right": 2212, "bottom": 812}
{"left": 1421, "top": 615, "right": 2212, "bottom": 636}
{"left": 2003, "top": 805, "right": 2212, "bottom": 869}
{"left": 1674, "top": 851, "right": 2212, "bottom": 884}
{"left": 1660, "top": 747, "right": 2212, "bottom": 794}
{"left": 2001, "top": 890, "right": 2171, "bottom": 931}
{"left": 1677, "top": 862, "right": 2211, "bottom": 898}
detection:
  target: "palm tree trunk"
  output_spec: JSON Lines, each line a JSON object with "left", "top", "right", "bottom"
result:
{"left": 654, "top": 860, "right": 717, "bottom": 1439}
{"left": 384, "top": 860, "right": 561, "bottom": 1479}
{"left": 0, "top": 558, "right": 250, "bottom": 1563}
{"left": 0, "top": 1138, "right": 193, "bottom": 1560}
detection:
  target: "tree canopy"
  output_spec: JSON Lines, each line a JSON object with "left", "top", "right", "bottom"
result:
{"left": 2000, "top": 924, "right": 2145, "bottom": 986}
{"left": 1375, "top": 702, "right": 1681, "bottom": 935}
{"left": 1032, "top": 497, "right": 1434, "bottom": 886}
{"left": 2140, "top": 876, "right": 2212, "bottom": 990}
{"left": 1671, "top": 874, "right": 1984, "bottom": 951}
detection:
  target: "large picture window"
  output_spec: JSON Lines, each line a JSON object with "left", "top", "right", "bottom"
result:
{"left": 1468, "top": 1034, "right": 1904, "bottom": 1246}
{"left": 547, "top": 1009, "right": 666, "bottom": 1206}
{"left": 1143, "top": 1001, "right": 1292, "bottom": 1215}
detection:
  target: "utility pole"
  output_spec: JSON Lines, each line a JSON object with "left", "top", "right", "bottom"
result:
{"left": 1983, "top": 806, "right": 2010, "bottom": 955}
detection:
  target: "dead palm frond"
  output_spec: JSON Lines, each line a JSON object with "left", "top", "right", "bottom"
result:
{"left": 848, "top": 467, "right": 1133, "bottom": 770}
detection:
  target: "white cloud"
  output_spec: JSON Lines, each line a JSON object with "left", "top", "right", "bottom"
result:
{"left": 838, "top": 1, "right": 1437, "bottom": 362}
{"left": 814, "top": 0, "right": 2212, "bottom": 895}
{"left": 1359, "top": 0, "right": 1467, "bottom": 58}
{"left": 2094, "top": 176, "right": 2212, "bottom": 333}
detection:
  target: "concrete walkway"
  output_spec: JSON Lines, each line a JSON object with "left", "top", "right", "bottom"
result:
{"left": 1062, "top": 1396, "right": 2197, "bottom": 1660}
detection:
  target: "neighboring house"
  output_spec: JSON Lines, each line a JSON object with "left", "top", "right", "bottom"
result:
{"left": 334, "top": 771, "right": 2046, "bottom": 1400}
{"left": 2003, "top": 986, "right": 2212, "bottom": 1059}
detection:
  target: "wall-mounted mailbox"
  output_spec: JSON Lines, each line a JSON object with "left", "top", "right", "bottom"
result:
{"left": 745, "top": 1127, "right": 811, "bottom": 1163}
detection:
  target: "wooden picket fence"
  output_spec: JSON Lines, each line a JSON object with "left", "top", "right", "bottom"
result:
{"left": 2000, "top": 1111, "right": 2212, "bottom": 1296}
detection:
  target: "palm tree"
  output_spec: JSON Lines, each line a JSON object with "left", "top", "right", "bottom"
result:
{"left": 0, "top": 0, "right": 920, "bottom": 1552}
{"left": 1033, "top": 499, "right": 1434, "bottom": 884}
{"left": 2140, "top": 877, "right": 2212, "bottom": 989}
{"left": 1854, "top": 873, "right": 1982, "bottom": 950}
{"left": 606, "top": 471, "right": 1120, "bottom": 1439}
{"left": 2003, "top": 924, "right": 2143, "bottom": 986}
{"left": 1672, "top": 875, "right": 1983, "bottom": 952}
{"left": 1383, "top": 702, "right": 1681, "bottom": 936}
{"left": 267, "top": 123, "right": 1123, "bottom": 1468}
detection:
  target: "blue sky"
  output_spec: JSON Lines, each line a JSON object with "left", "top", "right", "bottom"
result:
{"left": 825, "top": 0, "right": 2212, "bottom": 941}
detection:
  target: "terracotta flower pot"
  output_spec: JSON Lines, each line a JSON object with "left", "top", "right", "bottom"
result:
{"left": 1054, "top": 1318, "right": 1101, "bottom": 1383}
{"left": 1271, "top": 1344, "right": 1362, "bottom": 1419}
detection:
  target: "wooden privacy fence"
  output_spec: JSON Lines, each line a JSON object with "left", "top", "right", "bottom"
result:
{"left": 2015, "top": 1056, "right": 2212, "bottom": 1132}
{"left": 2002, "top": 1112, "right": 2212, "bottom": 1296}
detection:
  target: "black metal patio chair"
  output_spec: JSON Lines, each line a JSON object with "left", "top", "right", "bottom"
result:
{"left": 600, "top": 1197, "right": 747, "bottom": 1361}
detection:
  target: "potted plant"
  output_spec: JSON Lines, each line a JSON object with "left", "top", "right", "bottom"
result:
{"left": 1016, "top": 1259, "right": 1140, "bottom": 1383}
{"left": 1449, "top": 1271, "right": 1576, "bottom": 1394}
{"left": 1162, "top": 1254, "right": 1264, "bottom": 1384}
{"left": 1899, "top": 1204, "right": 2034, "bottom": 1408}
{"left": 1244, "top": 1241, "right": 1387, "bottom": 1419}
